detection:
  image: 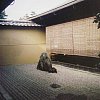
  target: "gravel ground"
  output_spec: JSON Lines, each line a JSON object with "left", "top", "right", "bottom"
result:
{"left": 0, "top": 63, "right": 100, "bottom": 100}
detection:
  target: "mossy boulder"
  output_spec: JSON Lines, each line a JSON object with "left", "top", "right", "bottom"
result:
{"left": 37, "top": 52, "right": 57, "bottom": 73}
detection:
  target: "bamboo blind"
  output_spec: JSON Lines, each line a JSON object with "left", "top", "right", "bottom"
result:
{"left": 46, "top": 17, "right": 100, "bottom": 57}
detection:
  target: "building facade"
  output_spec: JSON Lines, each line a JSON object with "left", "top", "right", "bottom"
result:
{"left": 31, "top": 0, "right": 100, "bottom": 58}
{"left": 46, "top": 17, "right": 100, "bottom": 58}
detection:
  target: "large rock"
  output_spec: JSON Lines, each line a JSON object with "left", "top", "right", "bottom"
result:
{"left": 37, "top": 52, "right": 57, "bottom": 73}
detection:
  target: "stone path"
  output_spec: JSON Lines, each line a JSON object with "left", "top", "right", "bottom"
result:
{"left": 0, "top": 64, "right": 100, "bottom": 100}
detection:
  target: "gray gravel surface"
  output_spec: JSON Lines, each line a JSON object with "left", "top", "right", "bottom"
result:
{"left": 0, "top": 64, "right": 100, "bottom": 100}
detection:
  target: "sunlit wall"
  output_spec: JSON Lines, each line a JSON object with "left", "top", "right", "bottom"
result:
{"left": 0, "top": 26, "right": 46, "bottom": 65}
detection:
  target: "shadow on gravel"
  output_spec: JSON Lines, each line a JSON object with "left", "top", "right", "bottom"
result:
{"left": 54, "top": 93, "right": 87, "bottom": 100}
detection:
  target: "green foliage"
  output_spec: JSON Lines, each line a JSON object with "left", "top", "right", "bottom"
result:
{"left": 93, "top": 13, "right": 100, "bottom": 29}
{"left": 0, "top": 11, "right": 7, "bottom": 19}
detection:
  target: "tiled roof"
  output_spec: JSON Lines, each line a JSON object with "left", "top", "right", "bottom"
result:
{"left": 0, "top": 19, "right": 41, "bottom": 27}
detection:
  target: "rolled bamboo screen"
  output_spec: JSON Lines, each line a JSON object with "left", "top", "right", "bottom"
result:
{"left": 46, "top": 17, "right": 100, "bottom": 58}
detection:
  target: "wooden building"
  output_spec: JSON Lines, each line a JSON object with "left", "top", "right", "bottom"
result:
{"left": 30, "top": 0, "right": 100, "bottom": 58}
{"left": 0, "top": 0, "right": 100, "bottom": 65}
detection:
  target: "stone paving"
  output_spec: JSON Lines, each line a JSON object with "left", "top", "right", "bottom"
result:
{"left": 0, "top": 64, "right": 100, "bottom": 100}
